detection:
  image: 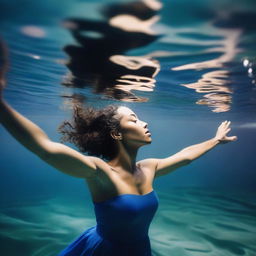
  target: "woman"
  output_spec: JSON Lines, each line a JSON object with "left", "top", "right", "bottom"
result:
{"left": 0, "top": 45, "right": 237, "bottom": 256}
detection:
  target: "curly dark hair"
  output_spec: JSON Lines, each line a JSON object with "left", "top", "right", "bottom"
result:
{"left": 58, "top": 104, "right": 122, "bottom": 161}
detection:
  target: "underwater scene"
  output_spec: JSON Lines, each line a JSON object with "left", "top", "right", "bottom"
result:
{"left": 0, "top": 0, "right": 256, "bottom": 255}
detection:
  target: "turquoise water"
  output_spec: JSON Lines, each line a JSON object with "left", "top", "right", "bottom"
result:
{"left": 0, "top": 0, "right": 256, "bottom": 255}
{"left": 0, "top": 189, "right": 255, "bottom": 256}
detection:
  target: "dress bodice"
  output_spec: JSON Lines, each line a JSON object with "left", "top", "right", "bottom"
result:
{"left": 58, "top": 190, "right": 159, "bottom": 256}
{"left": 94, "top": 190, "right": 159, "bottom": 243}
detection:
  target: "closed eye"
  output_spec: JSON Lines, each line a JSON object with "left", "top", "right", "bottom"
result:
{"left": 131, "top": 119, "right": 137, "bottom": 123}
{"left": 129, "top": 114, "right": 139, "bottom": 123}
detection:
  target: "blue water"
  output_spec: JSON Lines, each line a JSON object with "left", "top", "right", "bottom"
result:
{"left": 0, "top": 0, "right": 256, "bottom": 255}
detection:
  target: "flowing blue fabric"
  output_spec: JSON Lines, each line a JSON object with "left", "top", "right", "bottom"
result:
{"left": 57, "top": 190, "right": 159, "bottom": 256}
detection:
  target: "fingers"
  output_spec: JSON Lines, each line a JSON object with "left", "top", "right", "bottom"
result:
{"left": 227, "top": 136, "right": 238, "bottom": 141}
{"left": 218, "top": 121, "right": 235, "bottom": 136}
{"left": 225, "top": 123, "right": 232, "bottom": 134}
{"left": 226, "top": 121, "right": 231, "bottom": 127}
{"left": 222, "top": 120, "right": 230, "bottom": 125}
{"left": 220, "top": 120, "right": 231, "bottom": 128}
{"left": 217, "top": 120, "right": 238, "bottom": 143}
{"left": 220, "top": 120, "right": 228, "bottom": 126}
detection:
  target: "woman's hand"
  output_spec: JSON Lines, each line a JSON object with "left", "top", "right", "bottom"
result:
{"left": 214, "top": 121, "right": 237, "bottom": 144}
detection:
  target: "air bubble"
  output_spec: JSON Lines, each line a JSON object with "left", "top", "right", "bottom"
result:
{"left": 243, "top": 59, "right": 249, "bottom": 67}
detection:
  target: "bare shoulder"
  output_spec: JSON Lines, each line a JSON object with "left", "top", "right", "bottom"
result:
{"left": 90, "top": 156, "right": 109, "bottom": 171}
{"left": 137, "top": 158, "right": 158, "bottom": 172}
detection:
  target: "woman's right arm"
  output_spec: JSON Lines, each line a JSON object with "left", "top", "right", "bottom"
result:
{"left": 0, "top": 98, "right": 98, "bottom": 178}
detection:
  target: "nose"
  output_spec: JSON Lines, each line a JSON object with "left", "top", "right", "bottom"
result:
{"left": 143, "top": 121, "right": 148, "bottom": 128}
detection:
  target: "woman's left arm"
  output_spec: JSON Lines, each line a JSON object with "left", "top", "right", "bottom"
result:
{"left": 139, "top": 121, "right": 238, "bottom": 178}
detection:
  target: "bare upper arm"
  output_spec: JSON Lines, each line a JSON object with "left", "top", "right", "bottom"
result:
{"left": 39, "top": 140, "right": 99, "bottom": 179}
{"left": 138, "top": 151, "right": 191, "bottom": 178}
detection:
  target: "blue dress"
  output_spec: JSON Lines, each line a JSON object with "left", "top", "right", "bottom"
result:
{"left": 57, "top": 190, "right": 159, "bottom": 256}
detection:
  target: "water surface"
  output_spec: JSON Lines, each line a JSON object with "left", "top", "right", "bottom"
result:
{"left": 0, "top": 0, "right": 256, "bottom": 255}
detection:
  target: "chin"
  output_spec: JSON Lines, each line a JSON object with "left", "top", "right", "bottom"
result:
{"left": 139, "top": 140, "right": 151, "bottom": 147}
{"left": 145, "top": 138, "right": 152, "bottom": 144}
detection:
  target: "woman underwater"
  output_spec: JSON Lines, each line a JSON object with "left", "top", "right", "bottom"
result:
{"left": 0, "top": 43, "right": 237, "bottom": 256}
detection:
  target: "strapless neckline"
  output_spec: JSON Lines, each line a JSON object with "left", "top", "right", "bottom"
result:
{"left": 93, "top": 190, "right": 155, "bottom": 204}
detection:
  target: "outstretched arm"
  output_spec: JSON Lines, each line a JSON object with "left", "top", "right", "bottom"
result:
{"left": 0, "top": 42, "right": 97, "bottom": 179}
{"left": 0, "top": 99, "right": 98, "bottom": 178}
{"left": 139, "top": 121, "right": 237, "bottom": 178}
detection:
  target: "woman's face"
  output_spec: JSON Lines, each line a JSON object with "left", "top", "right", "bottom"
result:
{"left": 116, "top": 106, "right": 152, "bottom": 146}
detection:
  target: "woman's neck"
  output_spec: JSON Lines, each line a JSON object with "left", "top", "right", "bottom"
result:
{"left": 108, "top": 144, "right": 139, "bottom": 174}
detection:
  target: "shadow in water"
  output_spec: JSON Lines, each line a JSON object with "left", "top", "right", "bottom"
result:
{"left": 61, "top": 0, "right": 162, "bottom": 103}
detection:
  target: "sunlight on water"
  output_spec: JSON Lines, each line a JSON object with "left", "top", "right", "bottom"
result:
{"left": 0, "top": 0, "right": 255, "bottom": 114}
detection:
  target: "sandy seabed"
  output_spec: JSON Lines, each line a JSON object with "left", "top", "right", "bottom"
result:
{"left": 0, "top": 188, "right": 255, "bottom": 256}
